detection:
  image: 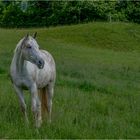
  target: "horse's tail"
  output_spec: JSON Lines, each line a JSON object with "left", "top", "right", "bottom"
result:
{"left": 38, "top": 87, "right": 48, "bottom": 118}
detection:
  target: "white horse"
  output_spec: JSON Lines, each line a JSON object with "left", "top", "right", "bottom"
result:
{"left": 10, "top": 33, "right": 56, "bottom": 127}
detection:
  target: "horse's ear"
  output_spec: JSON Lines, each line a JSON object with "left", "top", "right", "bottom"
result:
{"left": 25, "top": 33, "right": 29, "bottom": 40}
{"left": 33, "top": 32, "right": 37, "bottom": 39}
{"left": 21, "top": 33, "right": 29, "bottom": 48}
{"left": 23, "top": 33, "right": 29, "bottom": 42}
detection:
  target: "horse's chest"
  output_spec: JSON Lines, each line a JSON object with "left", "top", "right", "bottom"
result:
{"left": 26, "top": 61, "right": 53, "bottom": 88}
{"left": 13, "top": 75, "right": 31, "bottom": 88}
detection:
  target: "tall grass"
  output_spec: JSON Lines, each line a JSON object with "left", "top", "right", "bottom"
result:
{"left": 0, "top": 22, "right": 140, "bottom": 138}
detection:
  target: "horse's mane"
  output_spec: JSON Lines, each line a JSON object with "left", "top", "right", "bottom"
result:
{"left": 14, "top": 38, "right": 24, "bottom": 53}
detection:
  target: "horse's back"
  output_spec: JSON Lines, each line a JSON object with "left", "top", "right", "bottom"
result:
{"left": 26, "top": 49, "right": 56, "bottom": 88}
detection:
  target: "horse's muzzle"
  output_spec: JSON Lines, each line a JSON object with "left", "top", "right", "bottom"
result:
{"left": 37, "top": 59, "right": 44, "bottom": 69}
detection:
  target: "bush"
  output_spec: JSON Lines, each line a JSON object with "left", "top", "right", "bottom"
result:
{"left": 0, "top": 1, "right": 140, "bottom": 28}
{"left": 1, "top": 3, "right": 24, "bottom": 27}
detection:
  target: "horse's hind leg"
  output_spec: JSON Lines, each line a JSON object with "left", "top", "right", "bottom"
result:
{"left": 13, "top": 84, "right": 29, "bottom": 124}
{"left": 46, "top": 83, "right": 54, "bottom": 123}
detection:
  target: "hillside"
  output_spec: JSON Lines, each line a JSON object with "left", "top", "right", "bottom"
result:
{"left": 0, "top": 22, "right": 140, "bottom": 139}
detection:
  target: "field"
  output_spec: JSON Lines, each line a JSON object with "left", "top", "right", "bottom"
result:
{"left": 0, "top": 22, "right": 140, "bottom": 139}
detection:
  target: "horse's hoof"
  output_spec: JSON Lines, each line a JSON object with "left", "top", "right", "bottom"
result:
{"left": 36, "top": 119, "right": 42, "bottom": 128}
{"left": 48, "top": 119, "right": 52, "bottom": 123}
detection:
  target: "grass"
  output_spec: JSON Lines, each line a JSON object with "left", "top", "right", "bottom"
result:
{"left": 0, "top": 22, "right": 140, "bottom": 138}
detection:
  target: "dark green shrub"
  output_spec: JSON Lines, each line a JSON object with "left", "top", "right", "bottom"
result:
{"left": 0, "top": 0, "right": 140, "bottom": 28}
{"left": 1, "top": 4, "right": 24, "bottom": 27}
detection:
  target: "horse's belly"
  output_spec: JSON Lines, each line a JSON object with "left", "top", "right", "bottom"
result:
{"left": 36, "top": 69, "right": 51, "bottom": 88}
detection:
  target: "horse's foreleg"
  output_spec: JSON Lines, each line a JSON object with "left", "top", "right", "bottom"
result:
{"left": 30, "top": 84, "right": 42, "bottom": 128}
{"left": 13, "top": 84, "right": 29, "bottom": 124}
{"left": 46, "top": 83, "right": 54, "bottom": 123}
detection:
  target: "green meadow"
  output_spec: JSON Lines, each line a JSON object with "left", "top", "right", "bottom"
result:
{"left": 0, "top": 22, "right": 140, "bottom": 138}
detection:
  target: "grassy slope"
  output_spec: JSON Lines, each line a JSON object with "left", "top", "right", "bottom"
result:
{"left": 0, "top": 22, "right": 140, "bottom": 138}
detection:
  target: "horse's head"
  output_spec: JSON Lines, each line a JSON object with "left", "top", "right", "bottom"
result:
{"left": 21, "top": 33, "right": 44, "bottom": 69}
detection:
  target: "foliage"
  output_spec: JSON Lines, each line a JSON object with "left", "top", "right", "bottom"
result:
{"left": 126, "top": 1, "right": 140, "bottom": 23}
{"left": 0, "top": 0, "right": 140, "bottom": 27}
{"left": 1, "top": 3, "right": 24, "bottom": 27}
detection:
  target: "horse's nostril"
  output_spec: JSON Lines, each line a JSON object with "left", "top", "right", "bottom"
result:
{"left": 39, "top": 60, "right": 42, "bottom": 65}
{"left": 37, "top": 59, "right": 44, "bottom": 69}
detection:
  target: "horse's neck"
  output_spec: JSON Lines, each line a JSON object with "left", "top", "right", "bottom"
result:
{"left": 13, "top": 50, "right": 25, "bottom": 75}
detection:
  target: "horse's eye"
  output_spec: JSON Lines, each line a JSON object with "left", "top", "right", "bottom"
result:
{"left": 28, "top": 46, "right": 31, "bottom": 49}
